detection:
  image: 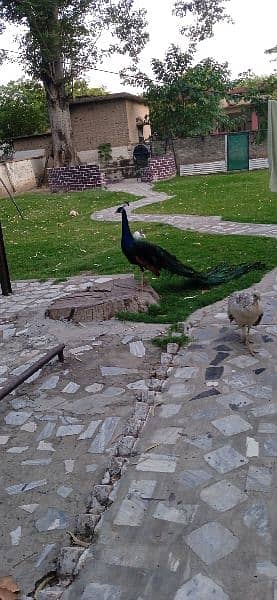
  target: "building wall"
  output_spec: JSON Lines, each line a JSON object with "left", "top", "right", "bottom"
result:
{"left": 173, "top": 135, "right": 226, "bottom": 167}
{"left": 70, "top": 98, "right": 130, "bottom": 151}
{"left": 249, "top": 132, "right": 267, "bottom": 158}
{"left": 0, "top": 157, "right": 45, "bottom": 197}
{"left": 13, "top": 134, "right": 51, "bottom": 154}
{"left": 13, "top": 98, "right": 151, "bottom": 161}
{"left": 78, "top": 145, "right": 132, "bottom": 164}
{"left": 125, "top": 100, "right": 150, "bottom": 143}
{"left": 173, "top": 133, "right": 267, "bottom": 167}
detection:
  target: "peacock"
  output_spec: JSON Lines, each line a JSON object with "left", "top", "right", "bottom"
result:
{"left": 115, "top": 204, "right": 264, "bottom": 292}
{"left": 227, "top": 291, "right": 263, "bottom": 355}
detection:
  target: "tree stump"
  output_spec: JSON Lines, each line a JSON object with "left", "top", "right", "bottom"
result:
{"left": 45, "top": 275, "right": 159, "bottom": 322}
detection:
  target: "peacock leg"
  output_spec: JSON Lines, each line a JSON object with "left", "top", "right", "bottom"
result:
{"left": 241, "top": 325, "right": 247, "bottom": 343}
{"left": 140, "top": 270, "right": 144, "bottom": 294}
{"left": 245, "top": 327, "right": 257, "bottom": 356}
{"left": 246, "top": 325, "right": 255, "bottom": 344}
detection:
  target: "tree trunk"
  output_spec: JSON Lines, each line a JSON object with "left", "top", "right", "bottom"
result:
{"left": 42, "top": 63, "right": 78, "bottom": 168}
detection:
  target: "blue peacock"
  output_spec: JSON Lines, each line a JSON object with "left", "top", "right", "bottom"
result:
{"left": 116, "top": 204, "right": 264, "bottom": 290}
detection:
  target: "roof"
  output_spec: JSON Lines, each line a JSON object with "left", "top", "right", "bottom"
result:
{"left": 70, "top": 92, "right": 147, "bottom": 106}
{"left": 13, "top": 130, "right": 51, "bottom": 141}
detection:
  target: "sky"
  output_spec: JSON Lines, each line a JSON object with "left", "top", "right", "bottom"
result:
{"left": 0, "top": 0, "right": 276, "bottom": 92}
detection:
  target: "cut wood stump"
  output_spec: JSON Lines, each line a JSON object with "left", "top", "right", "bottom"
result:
{"left": 45, "top": 274, "right": 159, "bottom": 323}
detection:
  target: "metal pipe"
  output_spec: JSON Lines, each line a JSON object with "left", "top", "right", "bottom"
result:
{"left": 0, "top": 221, "right": 12, "bottom": 296}
{"left": 0, "top": 176, "right": 24, "bottom": 219}
{"left": 0, "top": 343, "right": 65, "bottom": 401}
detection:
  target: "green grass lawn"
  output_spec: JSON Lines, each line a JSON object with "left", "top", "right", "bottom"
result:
{"left": 0, "top": 188, "right": 276, "bottom": 323}
{"left": 0, "top": 189, "right": 136, "bottom": 281}
{"left": 135, "top": 170, "right": 277, "bottom": 225}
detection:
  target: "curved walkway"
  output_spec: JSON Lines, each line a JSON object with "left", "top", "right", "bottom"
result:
{"left": 92, "top": 179, "right": 277, "bottom": 238}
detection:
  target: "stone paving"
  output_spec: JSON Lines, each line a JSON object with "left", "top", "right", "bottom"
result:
{"left": 92, "top": 179, "right": 277, "bottom": 238}
{"left": 0, "top": 274, "right": 165, "bottom": 595}
{"left": 61, "top": 268, "right": 277, "bottom": 600}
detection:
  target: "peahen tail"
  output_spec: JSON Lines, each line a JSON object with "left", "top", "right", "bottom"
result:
{"left": 163, "top": 252, "right": 264, "bottom": 286}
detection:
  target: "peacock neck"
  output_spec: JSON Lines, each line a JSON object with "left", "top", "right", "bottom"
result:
{"left": 121, "top": 209, "right": 134, "bottom": 247}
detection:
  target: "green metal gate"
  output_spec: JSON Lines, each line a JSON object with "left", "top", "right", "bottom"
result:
{"left": 227, "top": 132, "right": 249, "bottom": 171}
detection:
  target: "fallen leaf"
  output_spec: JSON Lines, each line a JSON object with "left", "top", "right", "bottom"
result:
{"left": 34, "top": 574, "right": 56, "bottom": 599}
{"left": 0, "top": 577, "right": 20, "bottom": 593}
{"left": 67, "top": 531, "right": 90, "bottom": 548}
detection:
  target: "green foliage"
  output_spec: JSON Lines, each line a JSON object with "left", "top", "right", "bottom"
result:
{"left": 151, "top": 323, "right": 190, "bottom": 350}
{"left": 0, "top": 79, "right": 49, "bottom": 144}
{"left": 173, "top": 0, "right": 232, "bottom": 42}
{"left": 265, "top": 44, "right": 277, "bottom": 65}
{"left": 66, "top": 78, "right": 108, "bottom": 98}
{"left": 231, "top": 71, "right": 277, "bottom": 135}
{"left": 136, "top": 171, "right": 277, "bottom": 225}
{"left": 98, "top": 142, "right": 112, "bottom": 163}
{"left": 143, "top": 48, "right": 231, "bottom": 138}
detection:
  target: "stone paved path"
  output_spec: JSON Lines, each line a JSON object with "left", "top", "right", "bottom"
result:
{"left": 63, "top": 268, "right": 277, "bottom": 600}
{"left": 92, "top": 179, "right": 277, "bottom": 239}
{"left": 0, "top": 274, "right": 165, "bottom": 595}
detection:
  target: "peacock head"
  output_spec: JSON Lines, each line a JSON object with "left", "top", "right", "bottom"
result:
{"left": 116, "top": 202, "right": 129, "bottom": 214}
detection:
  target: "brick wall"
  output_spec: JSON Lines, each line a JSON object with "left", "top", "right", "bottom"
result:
{"left": 70, "top": 98, "right": 130, "bottom": 151}
{"left": 141, "top": 152, "right": 176, "bottom": 183}
{"left": 173, "top": 135, "right": 226, "bottom": 167}
{"left": 47, "top": 164, "right": 104, "bottom": 192}
{"left": 249, "top": 133, "right": 267, "bottom": 159}
{"left": 173, "top": 133, "right": 268, "bottom": 167}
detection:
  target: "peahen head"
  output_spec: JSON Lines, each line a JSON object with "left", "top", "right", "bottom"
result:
{"left": 116, "top": 201, "right": 129, "bottom": 214}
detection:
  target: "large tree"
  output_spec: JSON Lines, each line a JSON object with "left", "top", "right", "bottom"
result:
{"left": 0, "top": 0, "right": 230, "bottom": 166}
{"left": 0, "top": 0, "right": 148, "bottom": 166}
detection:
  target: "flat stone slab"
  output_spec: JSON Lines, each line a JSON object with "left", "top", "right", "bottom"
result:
{"left": 46, "top": 275, "right": 159, "bottom": 322}
{"left": 185, "top": 521, "right": 239, "bottom": 565}
{"left": 175, "top": 573, "right": 230, "bottom": 600}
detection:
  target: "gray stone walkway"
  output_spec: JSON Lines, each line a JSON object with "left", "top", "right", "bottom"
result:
{"left": 62, "top": 268, "right": 277, "bottom": 600}
{"left": 0, "top": 274, "right": 165, "bottom": 595}
{"left": 92, "top": 179, "right": 277, "bottom": 238}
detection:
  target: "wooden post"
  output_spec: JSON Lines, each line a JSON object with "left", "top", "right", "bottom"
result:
{"left": 0, "top": 221, "right": 12, "bottom": 296}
